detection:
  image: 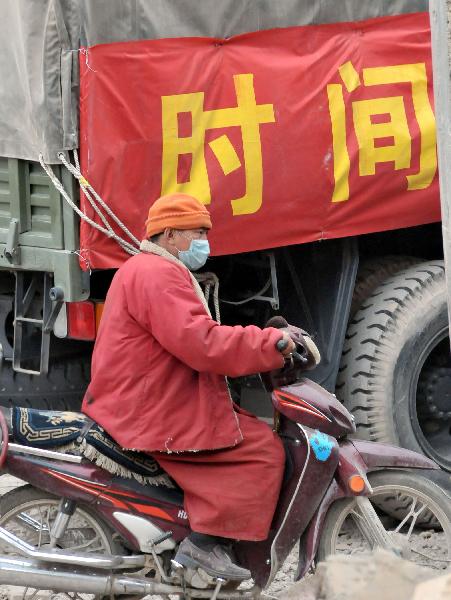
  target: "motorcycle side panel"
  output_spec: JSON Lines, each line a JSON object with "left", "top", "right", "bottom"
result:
{"left": 5, "top": 454, "right": 110, "bottom": 505}
{"left": 297, "top": 478, "right": 345, "bottom": 580}
{"left": 236, "top": 418, "right": 339, "bottom": 589}
{"left": 3, "top": 453, "right": 189, "bottom": 549}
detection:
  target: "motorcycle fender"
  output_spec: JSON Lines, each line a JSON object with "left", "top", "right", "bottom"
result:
{"left": 351, "top": 439, "right": 438, "bottom": 471}
{"left": 296, "top": 437, "right": 438, "bottom": 579}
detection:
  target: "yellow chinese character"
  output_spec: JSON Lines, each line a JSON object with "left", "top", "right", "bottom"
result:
{"left": 161, "top": 73, "right": 275, "bottom": 215}
{"left": 327, "top": 61, "right": 437, "bottom": 203}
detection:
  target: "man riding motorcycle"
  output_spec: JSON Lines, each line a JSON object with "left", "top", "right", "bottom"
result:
{"left": 82, "top": 193, "right": 314, "bottom": 580}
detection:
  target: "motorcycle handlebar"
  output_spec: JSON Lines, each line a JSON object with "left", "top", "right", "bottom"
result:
{"left": 276, "top": 339, "right": 308, "bottom": 365}
{"left": 292, "top": 350, "right": 308, "bottom": 365}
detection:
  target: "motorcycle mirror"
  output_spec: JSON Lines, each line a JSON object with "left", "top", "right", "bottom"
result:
{"left": 265, "top": 316, "right": 289, "bottom": 329}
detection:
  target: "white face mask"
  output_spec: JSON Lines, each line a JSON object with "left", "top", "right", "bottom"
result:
{"left": 177, "top": 239, "right": 210, "bottom": 271}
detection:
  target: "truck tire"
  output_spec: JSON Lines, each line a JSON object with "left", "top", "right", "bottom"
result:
{"left": 350, "top": 255, "right": 421, "bottom": 317}
{"left": 336, "top": 261, "right": 451, "bottom": 471}
{"left": 0, "top": 354, "right": 91, "bottom": 411}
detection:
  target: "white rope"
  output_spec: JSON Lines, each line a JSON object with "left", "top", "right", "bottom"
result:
{"left": 70, "top": 159, "right": 117, "bottom": 239}
{"left": 40, "top": 151, "right": 221, "bottom": 320}
{"left": 38, "top": 153, "right": 139, "bottom": 256}
{"left": 73, "top": 148, "right": 81, "bottom": 171}
{"left": 195, "top": 272, "right": 221, "bottom": 323}
{"left": 60, "top": 150, "right": 140, "bottom": 247}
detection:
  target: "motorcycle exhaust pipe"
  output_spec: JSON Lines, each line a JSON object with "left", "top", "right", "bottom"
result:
{"left": 0, "top": 555, "right": 257, "bottom": 598}
{"left": 0, "top": 555, "right": 169, "bottom": 596}
{"left": 0, "top": 525, "right": 146, "bottom": 570}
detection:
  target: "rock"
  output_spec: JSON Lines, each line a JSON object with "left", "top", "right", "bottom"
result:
{"left": 321, "top": 549, "right": 434, "bottom": 600}
{"left": 278, "top": 574, "right": 321, "bottom": 600}
{"left": 278, "top": 549, "right": 444, "bottom": 600}
{"left": 413, "top": 573, "right": 451, "bottom": 600}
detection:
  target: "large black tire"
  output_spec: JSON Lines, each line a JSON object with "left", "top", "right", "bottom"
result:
{"left": 317, "top": 470, "right": 451, "bottom": 564}
{"left": 336, "top": 261, "right": 451, "bottom": 470}
{"left": 350, "top": 255, "right": 422, "bottom": 316}
{"left": 0, "top": 354, "right": 91, "bottom": 411}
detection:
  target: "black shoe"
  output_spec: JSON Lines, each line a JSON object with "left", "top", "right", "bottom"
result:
{"left": 174, "top": 538, "right": 251, "bottom": 581}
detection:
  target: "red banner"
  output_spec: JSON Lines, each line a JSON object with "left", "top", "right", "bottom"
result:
{"left": 79, "top": 11, "right": 440, "bottom": 269}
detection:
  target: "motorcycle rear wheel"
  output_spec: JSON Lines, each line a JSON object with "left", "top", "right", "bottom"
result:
{"left": 0, "top": 485, "right": 120, "bottom": 599}
{"left": 317, "top": 470, "right": 451, "bottom": 569}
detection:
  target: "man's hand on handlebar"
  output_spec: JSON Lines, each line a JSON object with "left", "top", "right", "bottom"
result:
{"left": 267, "top": 315, "right": 321, "bottom": 371}
{"left": 276, "top": 332, "right": 296, "bottom": 357}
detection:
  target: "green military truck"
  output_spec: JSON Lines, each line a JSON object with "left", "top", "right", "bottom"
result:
{"left": 0, "top": 0, "right": 450, "bottom": 473}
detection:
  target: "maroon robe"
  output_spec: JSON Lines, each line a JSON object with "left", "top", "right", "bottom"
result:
{"left": 83, "top": 251, "right": 286, "bottom": 539}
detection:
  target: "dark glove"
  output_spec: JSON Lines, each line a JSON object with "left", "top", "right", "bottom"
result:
{"left": 280, "top": 325, "right": 320, "bottom": 371}
{"left": 266, "top": 316, "right": 321, "bottom": 371}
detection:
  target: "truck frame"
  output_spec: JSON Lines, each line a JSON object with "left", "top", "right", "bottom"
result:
{"left": 0, "top": 0, "right": 449, "bottom": 473}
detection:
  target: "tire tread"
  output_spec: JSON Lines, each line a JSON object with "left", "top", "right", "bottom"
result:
{"left": 336, "top": 260, "right": 446, "bottom": 445}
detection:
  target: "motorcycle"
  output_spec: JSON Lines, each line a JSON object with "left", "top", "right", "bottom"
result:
{"left": 0, "top": 320, "right": 449, "bottom": 599}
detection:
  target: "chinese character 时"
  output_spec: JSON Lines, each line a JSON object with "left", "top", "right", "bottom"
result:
{"left": 161, "top": 73, "right": 275, "bottom": 215}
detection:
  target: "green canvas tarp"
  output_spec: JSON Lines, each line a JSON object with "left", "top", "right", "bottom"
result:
{"left": 0, "top": 0, "right": 428, "bottom": 163}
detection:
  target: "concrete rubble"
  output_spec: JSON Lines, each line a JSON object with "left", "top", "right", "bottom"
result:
{"left": 279, "top": 550, "right": 451, "bottom": 600}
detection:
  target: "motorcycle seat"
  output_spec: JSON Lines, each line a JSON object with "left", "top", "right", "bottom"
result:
{"left": 7, "top": 406, "right": 175, "bottom": 488}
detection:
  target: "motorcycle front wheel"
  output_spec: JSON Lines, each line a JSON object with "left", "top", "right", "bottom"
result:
{"left": 317, "top": 470, "right": 451, "bottom": 570}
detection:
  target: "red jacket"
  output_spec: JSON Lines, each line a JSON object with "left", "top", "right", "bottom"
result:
{"left": 82, "top": 252, "right": 284, "bottom": 452}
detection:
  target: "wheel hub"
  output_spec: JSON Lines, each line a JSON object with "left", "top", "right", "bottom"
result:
{"left": 419, "top": 366, "right": 451, "bottom": 419}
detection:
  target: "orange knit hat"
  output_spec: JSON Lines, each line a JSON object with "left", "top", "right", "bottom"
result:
{"left": 145, "top": 193, "right": 212, "bottom": 238}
